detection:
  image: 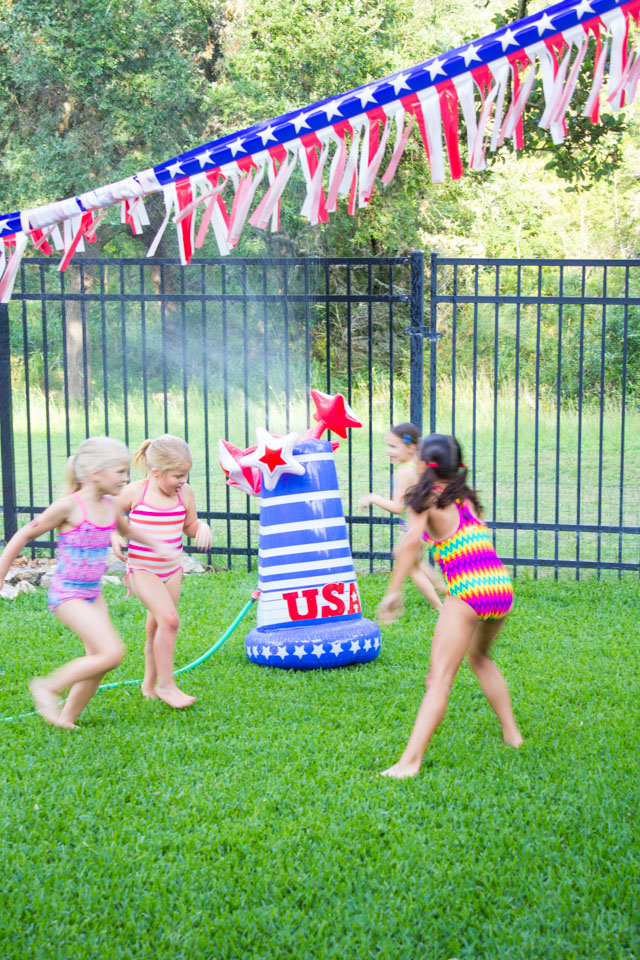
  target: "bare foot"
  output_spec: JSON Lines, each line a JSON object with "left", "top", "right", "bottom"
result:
{"left": 155, "top": 684, "right": 196, "bottom": 709}
{"left": 141, "top": 683, "right": 158, "bottom": 700}
{"left": 29, "top": 678, "right": 65, "bottom": 728}
{"left": 380, "top": 760, "right": 421, "bottom": 779}
{"left": 504, "top": 731, "right": 524, "bottom": 748}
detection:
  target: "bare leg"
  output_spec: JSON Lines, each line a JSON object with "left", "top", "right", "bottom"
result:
{"left": 382, "top": 596, "right": 477, "bottom": 778}
{"left": 128, "top": 569, "right": 194, "bottom": 709}
{"left": 467, "top": 616, "right": 522, "bottom": 748}
{"left": 409, "top": 564, "right": 443, "bottom": 613}
{"left": 33, "top": 596, "right": 125, "bottom": 728}
{"left": 141, "top": 611, "right": 158, "bottom": 698}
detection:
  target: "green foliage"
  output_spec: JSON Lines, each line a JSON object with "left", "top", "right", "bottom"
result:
{"left": 0, "top": 573, "right": 639, "bottom": 958}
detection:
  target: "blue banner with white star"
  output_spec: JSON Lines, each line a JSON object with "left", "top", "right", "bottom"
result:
{"left": 0, "top": 0, "right": 637, "bottom": 300}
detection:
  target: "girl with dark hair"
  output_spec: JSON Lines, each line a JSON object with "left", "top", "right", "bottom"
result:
{"left": 378, "top": 433, "right": 522, "bottom": 778}
{"left": 359, "top": 423, "right": 443, "bottom": 613}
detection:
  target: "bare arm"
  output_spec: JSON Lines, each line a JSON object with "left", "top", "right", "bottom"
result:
{"left": 377, "top": 507, "right": 428, "bottom": 623}
{"left": 0, "top": 498, "right": 73, "bottom": 589}
{"left": 359, "top": 465, "right": 415, "bottom": 515}
{"left": 181, "top": 485, "right": 212, "bottom": 550}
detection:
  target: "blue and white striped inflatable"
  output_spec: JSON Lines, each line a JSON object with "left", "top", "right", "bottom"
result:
{"left": 245, "top": 437, "right": 381, "bottom": 669}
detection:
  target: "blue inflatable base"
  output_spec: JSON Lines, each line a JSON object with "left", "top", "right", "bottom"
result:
{"left": 245, "top": 618, "right": 381, "bottom": 670}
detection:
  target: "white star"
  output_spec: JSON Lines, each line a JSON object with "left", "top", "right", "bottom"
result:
{"left": 364, "top": 637, "right": 372, "bottom": 651}
{"left": 349, "top": 639, "right": 361, "bottom": 653}
{"left": 500, "top": 27, "right": 519, "bottom": 50}
{"left": 390, "top": 72, "right": 411, "bottom": 95}
{"left": 293, "top": 644, "right": 306, "bottom": 659}
{"left": 373, "top": 636, "right": 380, "bottom": 649}
{"left": 356, "top": 86, "right": 377, "bottom": 108}
{"left": 241, "top": 428, "right": 305, "bottom": 492}
{"left": 275, "top": 645, "right": 288, "bottom": 659}
{"left": 0, "top": 218, "right": 13, "bottom": 234}
{"left": 195, "top": 148, "right": 217, "bottom": 168}
{"left": 330, "top": 641, "right": 344, "bottom": 655}
{"left": 312, "top": 643, "right": 325, "bottom": 658}
{"left": 292, "top": 112, "right": 312, "bottom": 133}
{"left": 324, "top": 98, "right": 346, "bottom": 121}
{"left": 166, "top": 160, "right": 185, "bottom": 179}
{"left": 228, "top": 137, "right": 245, "bottom": 156}
{"left": 427, "top": 57, "right": 447, "bottom": 80}
{"left": 258, "top": 125, "right": 277, "bottom": 145}
{"left": 462, "top": 43, "right": 482, "bottom": 67}
{"left": 263, "top": 646, "right": 275, "bottom": 659}
{"left": 573, "top": 0, "right": 594, "bottom": 17}
{"left": 535, "top": 12, "right": 556, "bottom": 35}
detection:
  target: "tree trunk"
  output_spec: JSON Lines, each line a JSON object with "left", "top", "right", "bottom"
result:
{"left": 65, "top": 265, "right": 93, "bottom": 401}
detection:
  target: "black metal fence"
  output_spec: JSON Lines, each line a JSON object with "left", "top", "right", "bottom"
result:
{"left": 1, "top": 252, "right": 638, "bottom": 578}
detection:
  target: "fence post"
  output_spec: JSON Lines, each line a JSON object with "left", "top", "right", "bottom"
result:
{"left": 429, "top": 251, "right": 438, "bottom": 433}
{"left": 0, "top": 302, "right": 17, "bottom": 543}
{"left": 409, "top": 250, "right": 424, "bottom": 433}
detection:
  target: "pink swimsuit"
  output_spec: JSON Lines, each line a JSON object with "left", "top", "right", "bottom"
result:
{"left": 126, "top": 479, "right": 186, "bottom": 582}
{"left": 48, "top": 493, "right": 117, "bottom": 611}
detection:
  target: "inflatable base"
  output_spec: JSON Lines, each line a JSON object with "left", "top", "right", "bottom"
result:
{"left": 245, "top": 617, "right": 381, "bottom": 670}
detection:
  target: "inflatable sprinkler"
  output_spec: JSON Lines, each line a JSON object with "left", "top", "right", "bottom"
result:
{"left": 219, "top": 390, "right": 381, "bottom": 669}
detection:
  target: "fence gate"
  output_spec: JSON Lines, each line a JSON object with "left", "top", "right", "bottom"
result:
{"left": 426, "top": 254, "right": 640, "bottom": 578}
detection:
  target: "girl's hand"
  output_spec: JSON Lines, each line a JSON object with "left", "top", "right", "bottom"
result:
{"left": 110, "top": 532, "right": 127, "bottom": 562}
{"left": 377, "top": 591, "right": 404, "bottom": 625}
{"left": 194, "top": 521, "right": 212, "bottom": 551}
{"left": 359, "top": 493, "right": 374, "bottom": 511}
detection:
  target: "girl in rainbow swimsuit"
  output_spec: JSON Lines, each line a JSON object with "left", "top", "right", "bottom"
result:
{"left": 115, "top": 435, "right": 212, "bottom": 710}
{"left": 377, "top": 433, "right": 522, "bottom": 778}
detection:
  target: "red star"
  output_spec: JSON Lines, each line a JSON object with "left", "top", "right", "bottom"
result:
{"left": 309, "top": 390, "right": 362, "bottom": 439}
{"left": 259, "top": 444, "right": 288, "bottom": 472}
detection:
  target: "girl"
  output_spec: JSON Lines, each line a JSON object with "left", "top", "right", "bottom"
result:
{"left": 115, "top": 434, "right": 212, "bottom": 709}
{"left": 359, "top": 422, "right": 443, "bottom": 613}
{"left": 377, "top": 433, "right": 522, "bottom": 778}
{"left": 0, "top": 437, "right": 175, "bottom": 729}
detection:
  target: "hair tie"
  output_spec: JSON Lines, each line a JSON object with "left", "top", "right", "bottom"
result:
{"left": 428, "top": 461, "right": 439, "bottom": 469}
{"left": 402, "top": 433, "right": 413, "bottom": 444}
{"left": 460, "top": 462, "right": 466, "bottom": 468}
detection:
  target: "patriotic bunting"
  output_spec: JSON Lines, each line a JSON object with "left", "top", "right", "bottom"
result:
{"left": 0, "top": 0, "right": 639, "bottom": 301}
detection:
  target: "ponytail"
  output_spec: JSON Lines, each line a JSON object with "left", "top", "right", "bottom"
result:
{"left": 133, "top": 439, "right": 153, "bottom": 473}
{"left": 65, "top": 454, "right": 80, "bottom": 493}
{"left": 405, "top": 434, "right": 482, "bottom": 516}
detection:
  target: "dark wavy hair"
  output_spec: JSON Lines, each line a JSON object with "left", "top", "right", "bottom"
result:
{"left": 404, "top": 433, "right": 482, "bottom": 515}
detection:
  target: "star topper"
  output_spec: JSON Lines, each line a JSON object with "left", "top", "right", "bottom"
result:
{"left": 307, "top": 390, "right": 363, "bottom": 439}
{"left": 219, "top": 439, "right": 261, "bottom": 496}
{"left": 240, "top": 428, "right": 306, "bottom": 491}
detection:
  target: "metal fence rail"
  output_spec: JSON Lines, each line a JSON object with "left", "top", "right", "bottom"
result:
{"left": 0, "top": 252, "right": 638, "bottom": 578}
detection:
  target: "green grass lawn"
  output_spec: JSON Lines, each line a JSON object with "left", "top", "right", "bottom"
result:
{"left": 1, "top": 572, "right": 638, "bottom": 959}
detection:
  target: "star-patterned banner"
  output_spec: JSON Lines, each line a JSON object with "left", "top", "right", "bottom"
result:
{"left": 1, "top": 0, "right": 638, "bottom": 301}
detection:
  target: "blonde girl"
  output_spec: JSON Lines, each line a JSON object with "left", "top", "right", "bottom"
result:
{"left": 359, "top": 422, "right": 443, "bottom": 613}
{"left": 115, "top": 434, "right": 212, "bottom": 709}
{"left": 0, "top": 437, "right": 172, "bottom": 729}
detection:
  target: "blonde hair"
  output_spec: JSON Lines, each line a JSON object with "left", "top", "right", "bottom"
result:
{"left": 65, "top": 437, "right": 130, "bottom": 493}
{"left": 133, "top": 434, "right": 192, "bottom": 475}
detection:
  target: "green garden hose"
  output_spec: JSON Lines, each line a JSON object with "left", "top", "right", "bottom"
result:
{"left": 0, "top": 591, "right": 258, "bottom": 724}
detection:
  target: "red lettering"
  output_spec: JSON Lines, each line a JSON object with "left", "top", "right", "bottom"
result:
{"left": 282, "top": 588, "right": 319, "bottom": 621}
{"left": 348, "top": 582, "right": 361, "bottom": 614}
{"left": 320, "top": 582, "right": 346, "bottom": 617}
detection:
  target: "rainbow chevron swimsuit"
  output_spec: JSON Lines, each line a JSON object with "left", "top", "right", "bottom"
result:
{"left": 425, "top": 500, "right": 513, "bottom": 620}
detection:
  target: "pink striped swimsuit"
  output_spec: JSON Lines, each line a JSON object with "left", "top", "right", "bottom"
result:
{"left": 48, "top": 493, "right": 117, "bottom": 611}
{"left": 126, "top": 479, "right": 186, "bottom": 582}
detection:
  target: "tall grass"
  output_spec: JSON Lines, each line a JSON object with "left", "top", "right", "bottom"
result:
{"left": 7, "top": 373, "right": 639, "bottom": 577}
